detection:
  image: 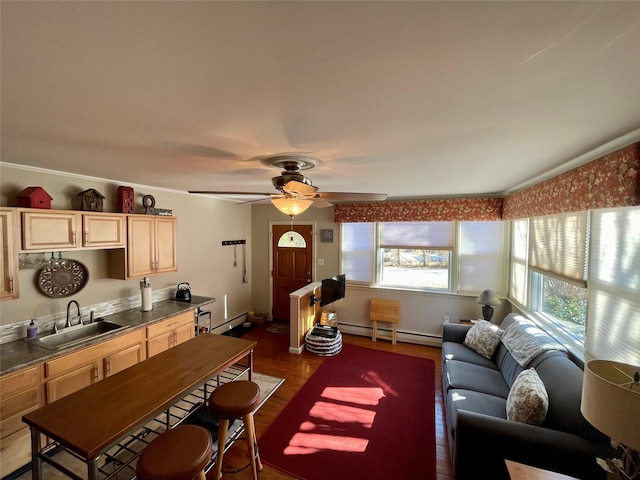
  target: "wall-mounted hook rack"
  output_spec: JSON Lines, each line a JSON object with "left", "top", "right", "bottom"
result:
{"left": 222, "top": 240, "right": 246, "bottom": 246}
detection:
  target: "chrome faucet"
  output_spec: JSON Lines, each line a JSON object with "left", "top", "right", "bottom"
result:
{"left": 65, "top": 300, "right": 82, "bottom": 328}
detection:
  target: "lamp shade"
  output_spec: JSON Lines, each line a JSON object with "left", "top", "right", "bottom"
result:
{"left": 271, "top": 197, "right": 313, "bottom": 216}
{"left": 581, "top": 359, "right": 640, "bottom": 451}
{"left": 475, "top": 289, "right": 502, "bottom": 306}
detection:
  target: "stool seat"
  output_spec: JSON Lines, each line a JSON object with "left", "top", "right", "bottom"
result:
{"left": 208, "top": 381, "right": 262, "bottom": 480}
{"left": 209, "top": 380, "right": 260, "bottom": 419}
{"left": 136, "top": 425, "right": 213, "bottom": 480}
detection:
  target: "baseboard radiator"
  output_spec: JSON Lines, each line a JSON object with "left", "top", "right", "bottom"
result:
{"left": 337, "top": 321, "right": 442, "bottom": 347}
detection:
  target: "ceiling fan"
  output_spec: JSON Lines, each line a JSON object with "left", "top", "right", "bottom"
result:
{"left": 189, "top": 155, "right": 387, "bottom": 216}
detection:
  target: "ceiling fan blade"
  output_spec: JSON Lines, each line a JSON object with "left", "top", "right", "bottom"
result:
{"left": 188, "top": 191, "right": 272, "bottom": 196}
{"left": 311, "top": 198, "right": 333, "bottom": 208}
{"left": 283, "top": 180, "right": 318, "bottom": 196}
{"left": 235, "top": 197, "right": 275, "bottom": 205}
{"left": 317, "top": 192, "right": 387, "bottom": 202}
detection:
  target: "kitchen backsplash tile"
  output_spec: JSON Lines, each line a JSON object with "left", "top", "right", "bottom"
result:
{"left": 0, "top": 287, "right": 175, "bottom": 344}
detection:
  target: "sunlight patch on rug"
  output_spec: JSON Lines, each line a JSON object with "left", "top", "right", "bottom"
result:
{"left": 308, "top": 400, "right": 377, "bottom": 427}
{"left": 284, "top": 432, "right": 370, "bottom": 455}
{"left": 320, "top": 386, "right": 384, "bottom": 406}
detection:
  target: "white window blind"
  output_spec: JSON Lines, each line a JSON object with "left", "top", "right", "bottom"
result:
{"left": 529, "top": 212, "right": 588, "bottom": 287}
{"left": 459, "top": 221, "right": 505, "bottom": 294}
{"left": 510, "top": 219, "right": 528, "bottom": 307}
{"left": 341, "top": 223, "right": 375, "bottom": 284}
{"left": 585, "top": 207, "right": 640, "bottom": 364}
{"left": 380, "top": 222, "right": 454, "bottom": 248}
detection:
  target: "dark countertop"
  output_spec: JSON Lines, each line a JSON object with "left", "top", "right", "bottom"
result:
{"left": 0, "top": 296, "right": 215, "bottom": 376}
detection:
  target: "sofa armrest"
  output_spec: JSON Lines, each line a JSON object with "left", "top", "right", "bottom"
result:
{"left": 442, "top": 323, "right": 471, "bottom": 343}
{"left": 453, "top": 410, "right": 614, "bottom": 480}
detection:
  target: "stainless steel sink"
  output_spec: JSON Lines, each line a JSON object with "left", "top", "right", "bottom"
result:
{"left": 28, "top": 320, "right": 128, "bottom": 350}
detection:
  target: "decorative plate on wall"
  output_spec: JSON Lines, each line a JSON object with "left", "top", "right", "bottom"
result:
{"left": 37, "top": 259, "right": 89, "bottom": 297}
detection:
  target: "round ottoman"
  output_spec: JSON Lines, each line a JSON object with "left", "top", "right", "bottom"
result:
{"left": 305, "top": 327, "right": 342, "bottom": 356}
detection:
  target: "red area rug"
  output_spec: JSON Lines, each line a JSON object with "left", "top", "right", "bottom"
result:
{"left": 259, "top": 344, "right": 436, "bottom": 480}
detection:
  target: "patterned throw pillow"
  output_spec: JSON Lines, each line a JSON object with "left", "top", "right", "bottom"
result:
{"left": 463, "top": 320, "right": 504, "bottom": 359}
{"left": 506, "top": 368, "right": 549, "bottom": 425}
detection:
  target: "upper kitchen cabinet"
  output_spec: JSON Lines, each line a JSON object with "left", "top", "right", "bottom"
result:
{"left": 21, "top": 210, "right": 81, "bottom": 250}
{"left": 20, "top": 210, "right": 125, "bottom": 251}
{"left": 108, "top": 215, "right": 177, "bottom": 279}
{"left": 82, "top": 213, "right": 125, "bottom": 248}
{"left": 0, "top": 208, "right": 20, "bottom": 301}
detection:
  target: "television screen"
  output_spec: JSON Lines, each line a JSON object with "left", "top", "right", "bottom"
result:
{"left": 320, "top": 274, "right": 346, "bottom": 307}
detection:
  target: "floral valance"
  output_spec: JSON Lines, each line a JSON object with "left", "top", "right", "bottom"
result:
{"left": 334, "top": 197, "right": 503, "bottom": 223}
{"left": 502, "top": 142, "right": 639, "bottom": 220}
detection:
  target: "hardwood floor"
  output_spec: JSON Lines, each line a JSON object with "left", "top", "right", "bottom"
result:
{"left": 217, "top": 323, "right": 454, "bottom": 480}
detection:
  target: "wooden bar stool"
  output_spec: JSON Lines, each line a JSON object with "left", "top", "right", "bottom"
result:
{"left": 208, "top": 380, "right": 262, "bottom": 480}
{"left": 136, "top": 424, "right": 213, "bottom": 480}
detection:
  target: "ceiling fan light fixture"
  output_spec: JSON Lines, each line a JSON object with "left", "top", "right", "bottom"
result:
{"left": 271, "top": 197, "right": 313, "bottom": 217}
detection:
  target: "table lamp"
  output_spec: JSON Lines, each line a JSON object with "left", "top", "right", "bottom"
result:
{"left": 581, "top": 359, "right": 640, "bottom": 479}
{"left": 475, "top": 289, "right": 501, "bottom": 321}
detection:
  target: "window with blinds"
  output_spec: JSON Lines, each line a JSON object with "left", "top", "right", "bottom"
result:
{"left": 509, "top": 219, "right": 529, "bottom": 307}
{"left": 340, "top": 221, "right": 505, "bottom": 294}
{"left": 379, "top": 222, "right": 455, "bottom": 289}
{"left": 459, "top": 221, "right": 506, "bottom": 294}
{"left": 528, "top": 212, "right": 589, "bottom": 287}
{"left": 340, "top": 222, "right": 375, "bottom": 284}
{"left": 585, "top": 206, "right": 640, "bottom": 364}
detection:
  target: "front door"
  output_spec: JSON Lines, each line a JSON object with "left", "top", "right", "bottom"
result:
{"left": 272, "top": 224, "right": 313, "bottom": 322}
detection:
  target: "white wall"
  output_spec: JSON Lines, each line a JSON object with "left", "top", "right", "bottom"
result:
{"left": 0, "top": 164, "right": 252, "bottom": 327}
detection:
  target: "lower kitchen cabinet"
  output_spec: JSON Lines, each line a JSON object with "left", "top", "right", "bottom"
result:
{"left": 43, "top": 328, "right": 146, "bottom": 404}
{"left": 45, "top": 362, "right": 99, "bottom": 404}
{"left": 146, "top": 312, "right": 194, "bottom": 358}
{"left": 105, "top": 342, "right": 144, "bottom": 377}
{"left": 0, "top": 365, "right": 42, "bottom": 475}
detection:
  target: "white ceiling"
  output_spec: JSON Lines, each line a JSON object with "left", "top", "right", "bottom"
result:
{"left": 2, "top": 1, "right": 639, "bottom": 202}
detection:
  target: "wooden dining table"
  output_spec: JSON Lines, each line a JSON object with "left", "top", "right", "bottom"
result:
{"left": 22, "top": 334, "right": 256, "bottom": 480}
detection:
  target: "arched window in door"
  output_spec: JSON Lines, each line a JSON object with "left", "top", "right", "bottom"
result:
{"left": 277, "top": 230, "right": 307, "bottom": 248}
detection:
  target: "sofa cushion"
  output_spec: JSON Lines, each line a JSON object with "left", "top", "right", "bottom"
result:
{"left": 446, "top": 389, "right": 507, "bottom": 440}
{"left": 444, "top": 360, "right": 511, "bottom": 398}
{"left": 442, "top": 341, "right": 499, "bottom": 370}
{"left": 506, "top": 368, "right": 549, "bottom": 425}
{"left": 463, "top": 320, "right": 504, "bottom": 359}
{"left": 532, "top": 353, "right": 608, "bottom": 442}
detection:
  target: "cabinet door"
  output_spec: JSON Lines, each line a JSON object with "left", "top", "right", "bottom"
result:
{"left": 0, "top": 365, "right": 41, "bottom": 476}
{"left": 146, "top": 331, "right": 173, "bottom": 358}
{"left": 0, "top": 209, "right": 19, "bottom": 301}
{"left": 0, "top": 428, "right": 32, "bottom": 475}
{"left": 22, "top": 211, "right": 80, "bottom": 250}
{"left": 155, "top": 217, "right": 177, "bottom": 274}
{"left": 83, "top": 214, "right": 125, "bottom": 248}
{"left": 127, "top": 216, "right": 155, "bottom": 277}
{"left": 46, "top": 363, "right": 100, "bottom": 403}
{"left": 104, "top": 343, "right": 144, "bottom": 377}
{"left": 175, "top": 321, "right": 194, "bottom": 347}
